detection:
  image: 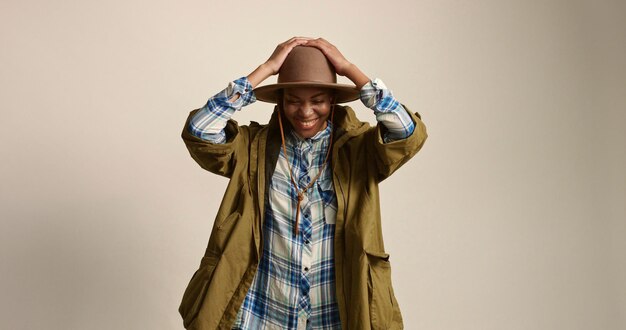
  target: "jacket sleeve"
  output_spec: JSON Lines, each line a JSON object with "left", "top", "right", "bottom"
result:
{"left": 181, "top": 108, "right": 251, "bottom": 178}
{"left": 369, "top": 105, "right": 427, "bottom": 181}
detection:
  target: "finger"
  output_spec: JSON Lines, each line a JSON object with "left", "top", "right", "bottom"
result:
{"left": 288, "top": 37, "right": 313, "bottom": 47}
{"left": 308, "top": 38, "right": 331, "bottom": 47}
{"left": 317, "top": 37, "right": 331, "bottom": 44}
{"left": 278, "top": 37, "right": 304, "bottom": 48}
{"left": 303, "top": 38, "right": 321, "bottom": 48}
{"left": 304, "top": 39, "right": 331, "bottom": 54}
{"left": 311, "top": 37, "right": 333, "bottom": 47}
{"left": 282, "top": 38, "right": 311, "bottom": 53}
{"left": 286, "top": 36, "right": 312, "bottom": 44}
{"left": 276, "top": 39, "right": 306, "bottom": 55}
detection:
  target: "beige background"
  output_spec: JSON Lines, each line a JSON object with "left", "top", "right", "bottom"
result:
{"left": 1, "top": 0, "right": 624, "bottom": 329}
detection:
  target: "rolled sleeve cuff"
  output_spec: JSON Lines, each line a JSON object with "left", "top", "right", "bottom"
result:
{"left": 219, "top": 76, "right": 257, "bottom": 110}
{"left": 359, "top": 78, "right": 400, "bottom": 113}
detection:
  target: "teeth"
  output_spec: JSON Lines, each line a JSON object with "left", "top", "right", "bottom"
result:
{"left": 299, "top": 118, "right": 317, "bottom": 127}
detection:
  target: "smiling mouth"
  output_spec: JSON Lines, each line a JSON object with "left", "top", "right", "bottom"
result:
{"left": 296, "top": 118, "right": 319, "bottom": 128}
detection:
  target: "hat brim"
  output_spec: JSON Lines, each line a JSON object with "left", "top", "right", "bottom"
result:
{"left": 254, "top": 82, "right": 360, "bottom": 104}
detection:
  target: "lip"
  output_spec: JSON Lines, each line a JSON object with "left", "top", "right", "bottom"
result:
{"left": 294, "top": 117, "right": 319, "bottom": 129}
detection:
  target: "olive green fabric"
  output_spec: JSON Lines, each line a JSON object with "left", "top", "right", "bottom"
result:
{"left": 179, "top": 105, "right": 427, "bottom": 329}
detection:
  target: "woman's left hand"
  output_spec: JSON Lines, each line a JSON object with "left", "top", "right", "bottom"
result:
{"left": 305, "top": 38, "right": 352, "bottom": 76}
{"left": 305, "top": 38, "right": 370, "bottom": 89}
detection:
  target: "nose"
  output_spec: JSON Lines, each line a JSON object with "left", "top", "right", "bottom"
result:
{"left": 297, "top": 102, "right": 315, "bottom": 116}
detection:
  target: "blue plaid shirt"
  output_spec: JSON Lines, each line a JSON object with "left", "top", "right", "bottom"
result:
{"left": 189, "top": 77, "right": 414, "bottom": 143}
{"left": 189, "top": 77, "right": 414, "bottom": 329}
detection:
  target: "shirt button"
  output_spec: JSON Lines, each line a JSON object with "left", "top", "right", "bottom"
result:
{"left": 304, "top": 239, "right": 310, "bottom": 245}
{"left": 304, "top": 267, "right": 309, "bottom": 272}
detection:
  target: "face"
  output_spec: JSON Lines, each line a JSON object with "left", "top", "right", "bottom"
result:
{"left": 281, "top": 87, "right": 334, "bottom": 139}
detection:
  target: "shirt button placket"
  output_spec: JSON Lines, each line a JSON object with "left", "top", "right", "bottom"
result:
{"left": 300, "top": 206, "right": 312, "bottom": 322}
{"left": 301, "top": 211, "right": 312, "bottom": 275}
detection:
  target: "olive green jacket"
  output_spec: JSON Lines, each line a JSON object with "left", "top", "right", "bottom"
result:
{"left": 179, "top": 105, "right": 427, "bottom": 329}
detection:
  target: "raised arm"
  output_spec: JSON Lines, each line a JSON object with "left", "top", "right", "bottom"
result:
{"left": 305, "top": 38, "right": 418, "bottom": 142}
{"left": 228, "top": 37, "right": 313, "bottom": 103}
{"left": 304, "top": 38, "right": 370, "bottom": 89}
{"left": 248, "top": 37, "right": 313, "bottom": 88}
{"left": 305, "top": 38, "right": 427, "bottom": 180}
{"left": 190, "top": 37, "right": 312, "bottom": 142}
{"left": 183, "top": 37, "right": 315, "bottom": 176}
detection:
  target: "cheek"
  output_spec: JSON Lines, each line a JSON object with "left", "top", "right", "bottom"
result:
{"left": 317, "top": 105, "right": 332, "bottom": 118}
{"left": 282, "top": 108, "right": 300, "bottom": 126}
{"left": 282, "top": 107, "right": 297, "bottom": 119}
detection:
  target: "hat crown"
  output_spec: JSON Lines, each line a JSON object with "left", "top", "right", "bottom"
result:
{"left": 278, "top": 46, "right": 337, "bottom": 84}
{"left": 253, "top": 45, "right": 359, "bottom": 103}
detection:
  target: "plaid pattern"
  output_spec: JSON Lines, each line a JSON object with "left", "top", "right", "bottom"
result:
{"left": 188, "top": 76, "right": 414, "bottom": 328}
{"left": 360, "top": 78, "right": 415, "bottom": 142}
{"left": 231, "top": 124, "right": 340, "bottom": 330}
{"left": 189, "top": 77, "right": 256, "bottom": 143}
{"left": 189, "top": 77, "right": 414, "bottom": 143}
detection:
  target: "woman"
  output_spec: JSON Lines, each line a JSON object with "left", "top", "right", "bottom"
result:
{"left": 179, "top": 37, "right": 427, "bottom": 330}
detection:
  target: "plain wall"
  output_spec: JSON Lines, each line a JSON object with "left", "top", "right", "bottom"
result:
{"left": 1, "top": 0, "right": 624, "bottom": 329}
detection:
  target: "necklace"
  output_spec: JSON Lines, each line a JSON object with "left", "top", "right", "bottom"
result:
{"left": 277, "top": 106, "right": 335, "bottom": 236}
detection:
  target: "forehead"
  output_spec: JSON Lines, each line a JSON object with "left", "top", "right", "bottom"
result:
{"left": 283, "top": 87, "right": 331, "bottom": 99}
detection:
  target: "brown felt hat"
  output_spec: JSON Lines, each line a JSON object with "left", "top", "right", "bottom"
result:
{"left": 254, "top": 46, "right": 360, "bottom": 104}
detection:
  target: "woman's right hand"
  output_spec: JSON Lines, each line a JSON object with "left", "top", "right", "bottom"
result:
{"left": 263, "top": 37, "right": 312, "bottom": 75}
{"left": 247, "top": 37, "right": 312, "bottom": 88}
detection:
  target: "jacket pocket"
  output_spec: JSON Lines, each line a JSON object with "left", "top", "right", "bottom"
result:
{"left": 179, "top": 255, "right": 220, "bottom": 328}
{"left": 367, "top": 250, "right": 394, "bottom": 329}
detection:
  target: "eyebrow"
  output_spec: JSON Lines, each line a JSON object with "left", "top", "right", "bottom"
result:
{"left": 285, "top": 92, "right": 328, "bottom": 100}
